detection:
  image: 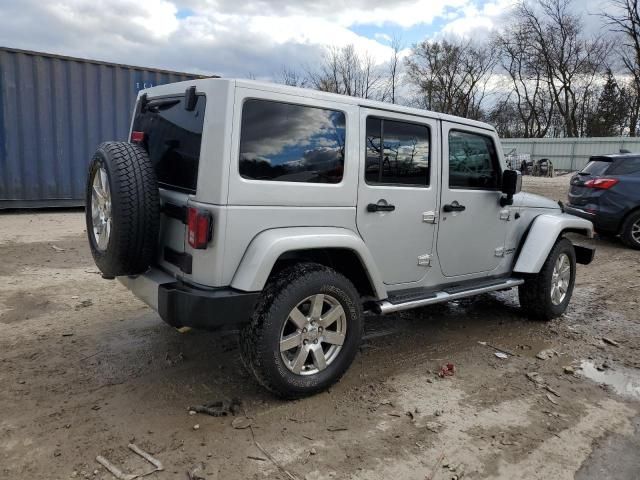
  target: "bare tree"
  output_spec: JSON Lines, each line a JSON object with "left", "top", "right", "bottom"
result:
{"left": 306, "top": 45, "right": 383, "bottom": 99}
{"left": 487, "top": 94, "right": 526, "bottom": 138}
{"left": 380, "top": 36, "right": 403, "bottom": 104}
{"left": 276, "top": 66, "right": 307, "bottom": 87}
{"left": 493, "top": 23, "right": 555, "bottom": 137}
{"left": 601, "top": 0, "right": 640, "bottom": 136}
{"left": 405, "top": 38, "right": 496, "bottom": 119}
{"left": 516, "top": 0, "right": 607, "bottom": 137}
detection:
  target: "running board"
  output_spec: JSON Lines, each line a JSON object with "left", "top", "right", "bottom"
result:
{"left": 373, "top": 278, "right": 524, "bottom": 314}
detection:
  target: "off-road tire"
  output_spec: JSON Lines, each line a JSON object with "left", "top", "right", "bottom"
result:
{"left": 620, "top": 210, "right": 640, "bottom": 250}
{"left": 518, "top": 238, "right": 576, "bottom": 321}
{"left": 240, "top": 263, "right": 363, "bottom": 399}
{"left": 85, "top": 141, "right": 159, "bottom": 278}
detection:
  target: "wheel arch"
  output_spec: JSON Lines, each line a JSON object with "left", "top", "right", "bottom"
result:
{"left": 619, "top": 205, "right": 640, "bottom": 234}
{"left": 230, "top": 227, "right": 387, "bottom": 300}
{"left": 513, "top": 213, "right": 594, "bottom": 274}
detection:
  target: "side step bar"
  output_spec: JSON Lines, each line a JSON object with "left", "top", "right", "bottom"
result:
{"left": 373, "top": 278, "right": 525, "bottom": 314}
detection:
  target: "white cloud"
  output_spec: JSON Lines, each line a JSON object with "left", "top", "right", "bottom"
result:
{"left": 0, "top": 0, "right": 555, "bottom": 80}
{"left": 189, "top": 0, "right": 468, "bottom": 28}
{"left": 333, "top": 0, "right": 468, "bottom": 28}
{"left": 374, "top": 33, "right": 393, "bottom": 43}
{"left": 441, "top": 15, "right": 495, "bottom": 37}
{"left": 247, "top": 15, "right": 395, "bottom": 63}
{"left": 441, "top": 0, "right": 517, "bottom": 38}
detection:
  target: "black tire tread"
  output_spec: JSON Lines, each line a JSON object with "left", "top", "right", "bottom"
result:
{"left": 240, "top": 263, "right": 362, "bottom": 399}
{"left": 518, "top": 238, "right": 575, "bottom": 321}
{"left": 620, "top": 210, "right": 640, "bottom": 250}
{"left": 86, "top": 141, "right": 159, "bottom": 277}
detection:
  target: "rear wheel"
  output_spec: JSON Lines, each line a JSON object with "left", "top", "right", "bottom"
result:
{"left": 620, "top": 211, "right": 640, "bottom": 250}
{"left": 518, "top": 238, "right": 576, "bottom": 321}
{"left": 240, "top": 263, "right": 362, "bottom": 399}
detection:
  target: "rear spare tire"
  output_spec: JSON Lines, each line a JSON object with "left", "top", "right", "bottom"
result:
{"left": 85, "top": 141, "right": 159, "bottom": 278}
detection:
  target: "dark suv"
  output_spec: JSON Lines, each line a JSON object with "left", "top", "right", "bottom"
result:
{"left": 567, "top": 154, "right": 640, "bottom": 249}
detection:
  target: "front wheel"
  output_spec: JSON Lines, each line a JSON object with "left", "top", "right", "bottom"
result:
{"left": 240, "top": 263, "right": 363, "bottom": 399}
{"left": 518, "top": 238, "right": 576, "bottom": 321}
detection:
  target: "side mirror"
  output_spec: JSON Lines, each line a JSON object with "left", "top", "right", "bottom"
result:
{"left": 500, "top": 170, "right": 522, "bottom": 206}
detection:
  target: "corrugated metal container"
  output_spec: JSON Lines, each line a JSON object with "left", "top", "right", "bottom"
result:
{"left": 0, "top": 47, "right": 207, "bottom": 208}
{"left": 501, "top": 137, "right": 640, "bottom": 171}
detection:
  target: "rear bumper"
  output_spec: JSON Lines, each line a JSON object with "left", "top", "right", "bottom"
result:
{"left": 565, "top": 204, "right": 620, "bottom": 233}
{"left": 564, "top": 204, "right": 596, "bottom": 220}
{"left": 119, "top": 268, "right": 260, "bottom": 329}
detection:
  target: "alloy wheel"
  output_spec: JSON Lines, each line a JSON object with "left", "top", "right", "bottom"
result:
{"left": 279, "top": 294, "right": 347, "bottom": 375}
{"left": 550, "top": 253, "right": 571, "bottom": 305}
{"left": 632, "top": 219, "right": 640, "bottom": 245}
{"left": 91, "top": 167, "right": 112, "bottom": 251}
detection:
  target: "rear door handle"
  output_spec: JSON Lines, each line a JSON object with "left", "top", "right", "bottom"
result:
{"left": 443, "top": 201, "right": 466, "bottom": 213}
{"left": 367, "top": 203, "right": 396, "bottom": 212}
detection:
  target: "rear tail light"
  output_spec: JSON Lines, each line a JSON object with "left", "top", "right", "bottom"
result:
{"left": 584, "top": 178, "right": 619, "bottom": 189}
{"left": 130, "top": 131, "right": 145, "bottom": 143}
{"left": 187, "top": 207, "right": 212, "bottom": 249}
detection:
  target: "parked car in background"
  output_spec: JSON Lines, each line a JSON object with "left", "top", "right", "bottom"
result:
{"left": 567, "top": 154, "right": 640, "bottom": 249}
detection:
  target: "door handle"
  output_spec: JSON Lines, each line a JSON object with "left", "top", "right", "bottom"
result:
{"left": 367, "top": 203, "right": 396, "bottom": 212}
{"left": 443, "top": 201, "right": 466, "bottom": 213}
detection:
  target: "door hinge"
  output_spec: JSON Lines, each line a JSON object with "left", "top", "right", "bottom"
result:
{"left": 494, "top": 247, "right": 505, "bottom": 257}
{"left": 422, "top": 211, "right": 438, "bottom": 224}
{"left": 499, "top": 209, "right": 511, "bottom": 221}
{"left": 418, "top": 254, "right": 432, "bottom": 267}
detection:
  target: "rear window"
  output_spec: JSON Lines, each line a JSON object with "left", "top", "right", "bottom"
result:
{"left": 239, "top": 99, "right": 346, "bottom": 183}
{"left": 132, "top": 94, "right": 206, "bottom": 193}
{"left": 581, "top": 159, "right": 611, "bottom": 176}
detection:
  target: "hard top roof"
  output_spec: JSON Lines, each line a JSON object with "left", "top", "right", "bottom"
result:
{"left": 181, "top": 78, "right": 497, "bottom": 132}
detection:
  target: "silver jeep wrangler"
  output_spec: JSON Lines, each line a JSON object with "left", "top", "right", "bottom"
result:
{"left": 86, "top": 78, "right": 594, "bottom": 398}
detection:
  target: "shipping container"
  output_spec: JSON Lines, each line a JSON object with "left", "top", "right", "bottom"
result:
{"left": 501, "top": 137, "right": 640, "bottom": 172}
{"left": 0, "top": 47, "right": 208, "bottom": 208}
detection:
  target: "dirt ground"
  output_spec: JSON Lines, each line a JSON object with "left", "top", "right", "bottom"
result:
{"left": 1, "top": 175, "right": 639, "bottom": 480}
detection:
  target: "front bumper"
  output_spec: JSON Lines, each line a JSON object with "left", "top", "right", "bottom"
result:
{"left": 119, "top": 268, "right": 260, "bottom": 329}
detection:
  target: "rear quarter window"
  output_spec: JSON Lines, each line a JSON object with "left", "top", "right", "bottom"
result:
{"left": 239, "top": 99, "right": 346, "bottom": 183}
{"left": 607, "top": 158, "right": 640, "bottom": 175}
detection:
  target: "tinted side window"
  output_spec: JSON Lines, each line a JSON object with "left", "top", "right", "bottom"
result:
{"left": 365, "top": 117, "right": 430, "bottom": 186}
{"left": 607, "top": 158, "right": 640, "bottom": 175}
{"left": 239, "top": 100, "right": 345, "bottom": 183}
{"left": 448, "top": 130, "right": 500, "bottom": 189}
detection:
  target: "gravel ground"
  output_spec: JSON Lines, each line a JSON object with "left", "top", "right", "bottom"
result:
{"left": 1, "top": 175, "right": 639, "bottom": 480}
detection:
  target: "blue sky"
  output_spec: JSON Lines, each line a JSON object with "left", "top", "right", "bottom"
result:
{"left": 350, "top": 17, "right": 452, "bottom": 47}
{"left": 175, "top": 7, "right": 195, "bottom": 19}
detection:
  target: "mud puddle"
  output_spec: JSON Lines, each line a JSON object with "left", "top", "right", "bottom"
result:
{"left": 578, "top": 361, "right": 640, "bottom": 400}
